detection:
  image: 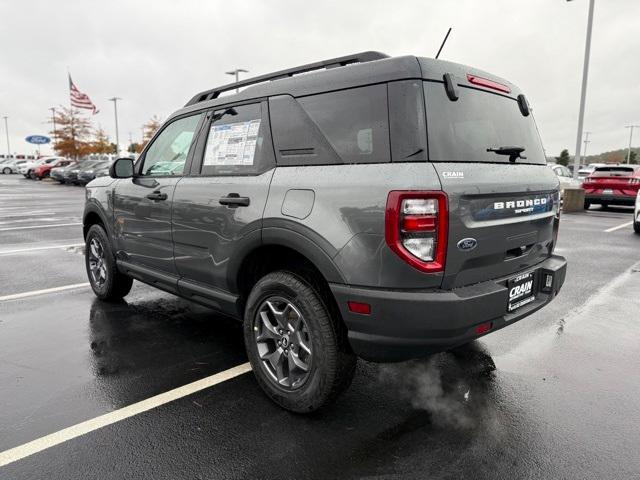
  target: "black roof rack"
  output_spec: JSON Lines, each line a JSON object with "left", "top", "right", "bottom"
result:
{"left": 185, "top": 51, "right": 389, "bottom": 107}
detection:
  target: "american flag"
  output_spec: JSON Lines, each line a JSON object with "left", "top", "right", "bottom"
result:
{"left": 69, "top": 75, "right": 99, "bottom": 114}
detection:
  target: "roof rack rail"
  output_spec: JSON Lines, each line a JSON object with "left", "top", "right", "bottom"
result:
{"left": 185, "top": 51, "right": 389, "bottom": 107}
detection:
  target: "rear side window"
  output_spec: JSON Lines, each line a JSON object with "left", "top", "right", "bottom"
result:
{"left": 424, "top": 82, "right": 546, "bottom": 164}
{"left": 298, "top": 85, "right": 389, "bottom": 164}
{"left": 269, "top": 85, "right": 389, "bottom": 166}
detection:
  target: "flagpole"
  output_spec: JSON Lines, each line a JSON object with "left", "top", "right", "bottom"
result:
{"left": 108, "top": 97, "right": 121, "bottom": 156}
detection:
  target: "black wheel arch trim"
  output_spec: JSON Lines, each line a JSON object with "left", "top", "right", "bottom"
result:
{"left": 82, "top": 202, "right": 113, "bottom": 240}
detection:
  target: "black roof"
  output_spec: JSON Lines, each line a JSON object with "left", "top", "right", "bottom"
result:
{"left": 174, "top": 52, "right": 521, "bottom": 120}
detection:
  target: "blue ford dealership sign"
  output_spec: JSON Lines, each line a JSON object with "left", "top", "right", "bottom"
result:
{"left": 25, "top": 135, "right": 51, "bottom": 145}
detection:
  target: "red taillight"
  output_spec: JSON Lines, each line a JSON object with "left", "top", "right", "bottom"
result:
{"left": 467, "top": 74, "right": 511, "bottom": 93}
{"left": 385, "top": 191, "right": 448, "bottom": 273}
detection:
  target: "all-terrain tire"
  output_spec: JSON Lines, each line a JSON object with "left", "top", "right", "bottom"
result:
{"left": 244, "top": 271, "right": 356, "bottom": 413}
{"left": 85, "top": 224, "right": 133, "bottom": 301}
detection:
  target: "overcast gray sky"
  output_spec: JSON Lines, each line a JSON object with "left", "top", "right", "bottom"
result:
{"left": 0, "top": 0, "right": 638, "bottom": 158}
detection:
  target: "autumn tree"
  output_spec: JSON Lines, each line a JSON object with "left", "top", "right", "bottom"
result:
{"left": 87, "top": 127, "right": 113, "bottom": 155}
{"left": 49, "top": 107, "right": 93, "bottom": 158}
{"left": 138, "top": 115, "right": 163, "bottom": 152}
{"left": 555, "top": 149, "right": 570, "bottom": 166}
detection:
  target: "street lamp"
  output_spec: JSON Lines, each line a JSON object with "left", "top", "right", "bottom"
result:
{"left": 568, "top": 0, "right": 596, "bottom": 179}
{"left": 625, "top": 125, "right": 639, "bottom": 164}
{"left": 108, "top": 97, "right": 122, "bottom": 156}
{"left": 226, "top": 68, "right": 248, "bottom": 93}
{"left": 2, "top": 116, "right": 10, "bottom": 158}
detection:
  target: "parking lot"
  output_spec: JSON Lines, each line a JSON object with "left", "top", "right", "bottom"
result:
{"left": 1, "top": 174, "right": 639, "bottom": 479}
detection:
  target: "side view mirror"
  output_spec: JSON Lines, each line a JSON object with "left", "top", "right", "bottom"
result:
{"left": 109, "top": 158, "right": 134, "bottom": 178}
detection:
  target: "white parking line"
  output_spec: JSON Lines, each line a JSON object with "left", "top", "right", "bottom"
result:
{"left": 0, "top": 243, "right": 84, "bottom": 255}
{"left": 0, "top": 283, "right": 90, "bottom": 302}
{"left": 604, "top": 221, "right": 633, "bottom": 233}
{"left": 0, "top": 222, "right": 82, "bottom": 232}
{"left": 0, "top": 362, "right": 252, "bottom": 467}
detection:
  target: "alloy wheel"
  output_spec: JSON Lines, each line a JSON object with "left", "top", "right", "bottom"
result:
{"left": 254, "top": 296, "right": 313, "bottom": 390}
{"left": 88, "top": 237, "right": 107, "bottom": 287}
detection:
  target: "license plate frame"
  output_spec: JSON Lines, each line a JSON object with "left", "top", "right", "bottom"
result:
{"left": 507, "top": 271, "right": 536, "bottom": 312}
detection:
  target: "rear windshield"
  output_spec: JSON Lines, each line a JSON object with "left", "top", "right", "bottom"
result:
{"left": 424, "top": 82, "right": 545, "bottom": 164}
{"left": 592, "top": 166, "right": 636, "bottom": 177}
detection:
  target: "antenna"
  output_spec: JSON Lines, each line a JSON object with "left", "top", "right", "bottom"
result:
{"left": 435, "top": 27, "right": 452, "bottom": 59}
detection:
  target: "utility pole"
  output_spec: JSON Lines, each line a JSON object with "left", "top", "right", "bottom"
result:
{"left": 583, "top": 131, "right": 591, "bottom": 158}
{"left": 108, "top": 97, "right": 121, "bottom": 156}
{"left": 568, "top": 0, "right": 596, "bottom": 179}
{"left": 2, "top": 116, "right": 10, "bottom": 158}
{"left": 226, "top": 69, "right": 248, "bottom": 93}
{"left": 625, "top": 125, "right": 639, "bottom": 164}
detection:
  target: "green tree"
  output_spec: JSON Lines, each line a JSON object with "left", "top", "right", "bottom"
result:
{"left": 555, "top": 149, "right": 570, "bottom": 166}
{"left": 629, "top": 150, "right": 637, "bottom": 164}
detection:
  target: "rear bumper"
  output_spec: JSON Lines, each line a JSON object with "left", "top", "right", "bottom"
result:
{"left": 330, "top": 255, "right": 567, "bottom": 362}
{"left": 585, "top": 194, "right": 636, "bottom": 206}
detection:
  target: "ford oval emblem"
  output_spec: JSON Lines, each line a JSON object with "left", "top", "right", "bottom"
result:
{"left": 457, "top": 238, "right": 478, "bottom": 251}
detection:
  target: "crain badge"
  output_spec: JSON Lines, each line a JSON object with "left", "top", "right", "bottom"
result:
{"left": 442, "top": 171, "right": 464, "bottom": 179}
{"left": 457, "top": 238, "right": 478, "bottom": 251}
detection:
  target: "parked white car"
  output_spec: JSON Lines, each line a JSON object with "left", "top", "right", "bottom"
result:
{"left": 548, "top": 164, "right": 580, "bottom": 198}
{"left": 1, "top": 159, "right": 28, "bottom": 174}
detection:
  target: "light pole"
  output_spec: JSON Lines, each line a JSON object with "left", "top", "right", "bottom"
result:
{"left": 2, "top": 116, "right": 10, "bottom": 158}
{"left": 583, "top": 131, "right": 591, "bottom": 158}
{"left": 625, "top": 125, "right": 639, "bottom": 164}
{"left": 108, "top": 97, "right": 122, "bottom": 156}
{"left": 568, "top": 0, "right": 596, "bottom": 179}
{"left": 226, "top": 69, "right": 248, "bottom": 93}
{"left": 49, "top": 107, "right": 57, "bottom": 150}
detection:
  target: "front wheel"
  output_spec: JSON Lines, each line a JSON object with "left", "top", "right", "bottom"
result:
{"left": 634, "top": 220, "right": 640, "bottom": 234}
{"left": 244, "top": 271, "right": 356, "bottom": 413}
{"left": 2, "top": 167, "right": 10, "bottom": 174}
{"left": 85, "top": 224, "right": 133, "bottom": 301}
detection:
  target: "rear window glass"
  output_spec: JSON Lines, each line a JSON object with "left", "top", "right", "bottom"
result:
{"left": 424, "top": 82, "right": 545, "bottom": 164}
{"left": 592, "top": 167, "right": 636, "bottom": 177}
{"left": 297, "top": 84, "right": 389, "bottom": 164}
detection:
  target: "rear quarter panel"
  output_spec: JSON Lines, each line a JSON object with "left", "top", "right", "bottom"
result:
{"left": 263, "top": 162, "right": 445, "bottom": 289}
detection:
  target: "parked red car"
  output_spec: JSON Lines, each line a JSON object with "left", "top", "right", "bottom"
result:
{"left": 583, "top": 165, "right": 640, "bottom": 209}
{"left": 33, "top": 158, "right": 74, "bottom": 179}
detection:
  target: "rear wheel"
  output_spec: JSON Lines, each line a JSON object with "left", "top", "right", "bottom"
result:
{"left": 584, "top": 200, "right": 591, "bottom": 210}
{"left": 634, "top": 220, "right": 640, "bottom": 234}
{"left": 2, "top": 167, "right": 10, "bottom": 174}
{"left": 243, "top": 271, "right": 356, "bottom": 413}
{"left": 85, "top": 224, "right": 133, "bottom": 301}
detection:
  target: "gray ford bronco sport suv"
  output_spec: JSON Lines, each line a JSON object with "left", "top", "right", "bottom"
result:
{"left": 83, "top": 51, "right": 567, "bottom": 412}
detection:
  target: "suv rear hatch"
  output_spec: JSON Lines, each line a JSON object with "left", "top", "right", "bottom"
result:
{"left": 422, "top": 75, "right": 559, "bottom": 289}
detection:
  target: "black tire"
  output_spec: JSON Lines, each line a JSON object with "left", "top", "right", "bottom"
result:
{"left": 244, "top": 271, "right": 356, "bottom": 413}
{"left": 584, "top": 200, "right": 591, "bottom": 210}
{"left": 2, "top": 167, "right": 10, "bottom": 174}
{"left": 85, "top": 224, "right": 133, "bottom": 301}
{"left": 634, "top": 221, "right": 640, "bottom": 234}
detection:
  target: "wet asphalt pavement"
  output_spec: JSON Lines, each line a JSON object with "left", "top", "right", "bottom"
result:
{"left": 1, "top": 175, "right": 639, "bottom": 479}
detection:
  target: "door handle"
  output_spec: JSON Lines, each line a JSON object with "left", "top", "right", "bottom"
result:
{"left": 219, "top": 193, "right": 250, "bottom": 207}
{"left": 146, "top": 190, "right": 168, "bottom": 201}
